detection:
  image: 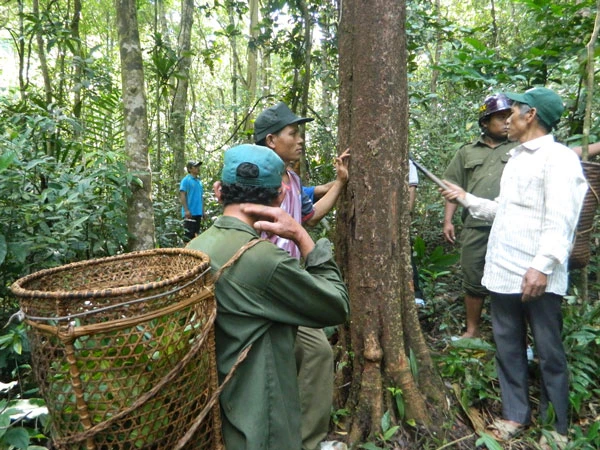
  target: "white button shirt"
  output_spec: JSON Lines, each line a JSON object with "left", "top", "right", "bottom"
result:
{"left": 463, "top": 134, "right": 588, "bottom": 295}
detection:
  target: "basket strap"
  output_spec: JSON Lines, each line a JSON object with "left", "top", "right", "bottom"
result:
{"left": 173, "top": 345, "right": 252, "bottom": 450}
{"left": 174, "top": 238, "right": 264, "bottom": 450}
{"left": 588, "top": 180, "right": 600, "bottom": 204}
{"left": 54, "top": 305, "right": 217, "bottom": 446}
{"left": 213, "top": 238, "right": 264, "bottom": 282}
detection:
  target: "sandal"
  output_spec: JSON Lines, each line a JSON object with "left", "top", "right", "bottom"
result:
{"left": 486, "top": 419, "right": 525, "bottom": 441}
{"left": 539, "top": 430, "right": 568, "bottom": 450}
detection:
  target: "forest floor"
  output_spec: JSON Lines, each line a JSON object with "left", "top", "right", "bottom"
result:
{"left": 407, "top": 267, "right": 600, "bottom": 450}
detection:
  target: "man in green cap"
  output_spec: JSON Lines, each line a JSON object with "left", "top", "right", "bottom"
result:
{"left": 187, "top": 144, "right": 350, "bottom": 450}
{"left": 441, "top": 87, "right": 587, "bottom": 449}
{"left": 254, "top": 102, "right": 350, "bottom": 450}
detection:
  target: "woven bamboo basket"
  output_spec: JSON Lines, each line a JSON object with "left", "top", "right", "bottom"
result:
{"left": 10, "top": 248, "right": 222, "bottom": 450}
{"left": 569, "top": 161, "right": 600, "bottom": 270}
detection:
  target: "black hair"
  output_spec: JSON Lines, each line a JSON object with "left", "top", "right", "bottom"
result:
{"left": 220, "top": 183, "right": 280, "bottom": 207}
{"left": 255, "top": 129, "right": 283, "bottom": 147}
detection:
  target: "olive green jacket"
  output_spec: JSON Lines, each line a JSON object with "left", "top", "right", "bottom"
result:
{"left": 187, "top": 216, "right": 349, "bottom": 450}
{"left": 443, "top": 138, "right": 517, "bottom": 227}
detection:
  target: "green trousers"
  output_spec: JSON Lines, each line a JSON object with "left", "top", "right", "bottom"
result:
{"left": 295, "top": 326, "right": 334, "bottom": 450}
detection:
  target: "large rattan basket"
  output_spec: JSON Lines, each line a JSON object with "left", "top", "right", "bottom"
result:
{"left": 569, "top": 161, "right": 600, "bottom": 270}
{"left": 10, "top": 248, "right": 222, "bottom": 450}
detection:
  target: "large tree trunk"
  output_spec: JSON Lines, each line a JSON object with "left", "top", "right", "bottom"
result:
{"left": 336, "top": 0, "right": 449, "bottom": 444}
{"left": 115, "top": 0, "right": 156, "bottom": 251}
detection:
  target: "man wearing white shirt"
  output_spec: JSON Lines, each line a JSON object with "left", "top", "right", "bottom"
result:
{"left": 441, "top": 87, "right": 587, "bottom": 449}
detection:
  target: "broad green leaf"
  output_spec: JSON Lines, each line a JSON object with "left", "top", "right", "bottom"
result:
{"left": 380, "top": 410, "right": 392, "bottom": 433}
{"left": 382, "top": 425, "right": 399, "bottom": 441}
{"left": 4, "top": 427, "right": 30, "bottom": 449}
{"left": 0, "top": 151, "right": 16, "bottom": 171}
{"left": 359, "top": 444, "right": 383, "bottom": 450}
{"left": 476, "top": 432, "right": 503, "bottom": 450}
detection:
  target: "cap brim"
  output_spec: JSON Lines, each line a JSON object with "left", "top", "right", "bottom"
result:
{"left": 504, "top": 92, "right": 526, "bottom": 104}
{"left": 289, "top": 117, "right": 314, "bottom": 126}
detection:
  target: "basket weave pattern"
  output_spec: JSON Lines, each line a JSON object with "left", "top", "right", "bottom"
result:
{"left": 569, "top": 161, "right": 600, "bottom": 270}
{"left": 11, "top": 248, "right": 221, "bottom": 450}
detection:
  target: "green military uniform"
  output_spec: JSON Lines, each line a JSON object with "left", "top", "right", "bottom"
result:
{"left": 187, "top": 216, "right": 349, "bottom": 450}
{"left": 443, "top": 138, "right": 517, "bottom": 296}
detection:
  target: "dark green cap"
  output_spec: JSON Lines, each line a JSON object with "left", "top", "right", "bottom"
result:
{"left": 504, "top": 87, "right": 564, "bottom": 130}
{"left": 253, "top": 102, "right": 314, "bottom": 143}
{"left": 222, "top": 144, "right": 284, "bottom": 188}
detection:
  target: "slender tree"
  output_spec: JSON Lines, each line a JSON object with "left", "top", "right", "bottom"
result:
{"left": 243, "top": 0, "right": 259, "bottom": 134}
{"left": 168, "top": 0, "right": 195, "bottom": 182}
{"left": 336, "top": 0, "right": 449, "bottom": 443}
{"left": 115, "top": 0, "right": 156, "bottom": 251}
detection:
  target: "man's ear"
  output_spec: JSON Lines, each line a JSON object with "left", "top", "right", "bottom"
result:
{"left": 265, "top": 133, "right": 276, "bottom": 149}
{"left": 213, "top": 181, "right": 223, "bottom": 203}
{"left": 527, "top": 107, "right": 537, "bottom": 123}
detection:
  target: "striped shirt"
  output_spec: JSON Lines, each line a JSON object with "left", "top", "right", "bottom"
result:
{"left": 463, "top": 134, "right": 587, "bottom": 295}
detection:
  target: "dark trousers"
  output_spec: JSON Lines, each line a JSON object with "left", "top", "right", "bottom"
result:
{"left": 490, "top": 292, "right": 568, "bottom": 434}
{"left": 183, "top": 215, "right": 202, "bottom": 242}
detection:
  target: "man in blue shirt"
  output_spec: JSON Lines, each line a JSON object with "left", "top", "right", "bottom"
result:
{"left": 179, "top": 160, "right": 204, "bottom": 242}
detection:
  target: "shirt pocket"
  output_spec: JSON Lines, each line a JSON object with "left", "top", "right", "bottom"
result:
{"left": 504, "top": 167, "right": 544, "bottom": 208}
{"left": 464, "top": 158, "right": 485, "bottom": 170}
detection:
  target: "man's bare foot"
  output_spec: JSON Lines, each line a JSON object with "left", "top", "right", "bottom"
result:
{"left": 460, "top": 331, "right": 480, "bottom": 339}
{"left": 487, "top": 419, "right": 525, "bottom": 441}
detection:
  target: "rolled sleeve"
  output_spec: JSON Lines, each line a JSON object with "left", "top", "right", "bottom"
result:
{"left": 305, "top": 238, "right": 334, "bottom": 267}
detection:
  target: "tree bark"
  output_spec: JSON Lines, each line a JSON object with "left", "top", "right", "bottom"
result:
{"left": 115, "top": 0, "right": 156, "bottom": 251}
{"left": 337, "top": 0, "right": 449, "bottom": 443}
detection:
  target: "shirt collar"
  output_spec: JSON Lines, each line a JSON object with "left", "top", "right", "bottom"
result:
{"left": 509, "top": 134, "right": 554, "bottom": 157}
{"left": 214, "top": 215, "right": 260, "bottom": 237}
{"left": 474, "top": 136, "right": 510, "bottom": 148}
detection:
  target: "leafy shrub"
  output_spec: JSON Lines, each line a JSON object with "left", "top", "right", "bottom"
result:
{"left": 562, "top": 297, "right": 600, "bottom": 419}
{"left": 0, "top": 111, "right": 131, "bottom": 310}
{"left": 412, "top": 235, "right": 460, "bottom": 300}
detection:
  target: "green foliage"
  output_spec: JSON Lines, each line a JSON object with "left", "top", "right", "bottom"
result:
{"left": 331, "top": 407, "right": 349, "bottom": 429}
{"left": 359, "top": 411, "right": 400, "bottom": 450}
{"left": 386, "top": 387, "right": 405, "bottom": 422}
{"left": 412, "top": 235, "right": 460, "bottom": 300}
{"left": 0, "top": 98, "right": 130, "bottom": 307}
{"left": 437, "top": 338, "right": 499, "bottom": 406}
{"left": 476, "top": 432, "right": 504, "bottom": 450}
{"left": 413, "top": 236, "right": 459, "bottom": 280}
{"left": 0, "top": 325, "right": 48, "bottom": 450}
{"left": 562, "top": 298, "right": 600, "bottom": 418}
{"left": 567, "top": 422, "right": 600, "bottom": 450}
